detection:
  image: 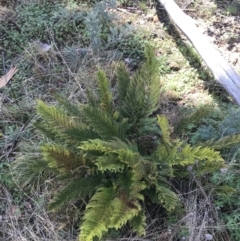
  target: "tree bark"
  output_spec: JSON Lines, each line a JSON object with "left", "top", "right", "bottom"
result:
{"left": 157, "top": 0, "right": 240, "bottom": 105}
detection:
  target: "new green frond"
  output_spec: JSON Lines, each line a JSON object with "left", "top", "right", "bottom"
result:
{"left": 175, "top": 144, "right": 223, "bottom": 166}
{"left": 138, "top": 46, "right": 161, "bottom": 117}
{"left": 158, "top": 115, "right": 173, "bottom": 146}
{"left": 97, "top": 70, "right": 113, "bottom": 112}
{"left": 117, "top": 46, "right": 160, "bottom": 130}
{"left": 79, "top": 186, "right": 115, "bottom": 241}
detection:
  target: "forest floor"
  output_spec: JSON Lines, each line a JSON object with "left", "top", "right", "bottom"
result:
{"left": 0, "top": 0, "right": 240, "bottom": 240}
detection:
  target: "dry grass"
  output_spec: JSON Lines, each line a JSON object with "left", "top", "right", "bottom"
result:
{"left": 0, "top": 183, "right": 77, "bottom": 241}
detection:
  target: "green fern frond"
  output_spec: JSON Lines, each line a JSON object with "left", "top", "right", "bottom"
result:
{"left": 37, "top": 100, "right": 76, "bottom": 129}
{"left": 175, "top": 144, "right": 223, "bottom": 166}
{"left": 136, "top": 46, "right": 160, "bottom": 117}
{"left": 121, "top": 71, "right": 145, "bottom": 121}
{"left": 86, "top": 88, "right": 99, "bottom": 108}
{"left": 116, "top": 172, "right": 146, "bottom": 200}
{"left": 80, "top": 139, "right": 141, "bottom": 169}
{"left": 96, "top": 155, "right": 125, "bottom": 172}
{"left": 79, "top": 186, "right": 115, "bottom": 241}
{"left": 195, "top": 158, "right": 224, "bottom": 176}
{"left": 109, "top": 197, "right": 141, "bottom": 230}
{"left": 117, "top": 63, "right": 131, "bottom": 102}
{"left": 117, "top": 148, "right": 140, "bottom": 168}
{"left": 156, "top": 185, "right": 178, "bottom": 211}
{"left": 117, "top": 46, "right": 160, "bottom": 129}
{"left": 158, "top": 115, "right": 173, "bottom": 146}
{"left": 102, "top": 138, "right": 138, "bottom": 152}
{"left": 52, "top": 92, "right": 82, "bottom": 117}
{"left": 80, "top": 139, "right": 113, "bottom": 153}
{"left": 97, "top": 70, "right": 113, "bottom": 112}
{"left": 129, "top": 210, "right": 146, "bottom": 236}
{"left": 63, "top": 126, "right": 100, "bottom": 143}
{"left": 129, "top": 181, "right": 146, "bottom": 200}
{"left": 83, "top": 106, "right": 127, "bottom": 140}
{"left": 36, "top": 100, "right": 94, "bottom": 143}
{"left": 202, "top": 134, "right": 240, "bottom": 150}
{"left": 42, "top": 144, "right": 86, "bottom": 173}
{"left": 48, "top": 175, "right": 101, "bottom": 211}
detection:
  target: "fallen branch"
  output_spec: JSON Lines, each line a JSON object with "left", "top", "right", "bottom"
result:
{"left": 0, "top": 66, "right": 18, "bottom": 89}
{"left": 157, "top": 0, "right": 240, "bottom": 105}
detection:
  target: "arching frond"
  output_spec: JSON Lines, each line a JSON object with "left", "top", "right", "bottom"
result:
{"left": 175, "top": 144, "right": 223, "bottom": 166}
{"left": 80, "top": 139, "right": 141, "bottom": 169}
{"left": 79, "top": 186, "right": 115, "bottom": 241}
{"left": 156, "top": 185, "right": 179, "bottom": 211}
{"left": 202, "top": 134, "right": 240, "bottom": 150}
{"left": 96, "top": 155, "right": 125, "bottom": 173}
{"left": 41, "top": 144, "right": 87, "bottom": 173}
{"left": 109, "top": 197, "right": 141, "bottom": 229}
{"left": 37, "top": 100, "right": 76, "bottom": 129}
{"left": 129, "top": 210, "right": 146, "bottom": 236}
{"left": 48, "top": 175, "right": 101, "bottom": 211}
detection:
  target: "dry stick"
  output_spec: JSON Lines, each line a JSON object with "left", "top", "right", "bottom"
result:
{"left": 0, "top": 66, "right": 18, "bottom": 89}
{"left": 156, "top": 0, "right": 240, "bottom": 105}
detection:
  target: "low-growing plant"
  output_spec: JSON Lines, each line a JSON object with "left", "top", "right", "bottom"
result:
{"left": 177, "top": 105, "right": 240, "bottom": 240}
{"left": 1, "top": 1, "right": 87, "bottom": 57}
{"left": 12, "top": 46, "right": 227, "bottom": 240}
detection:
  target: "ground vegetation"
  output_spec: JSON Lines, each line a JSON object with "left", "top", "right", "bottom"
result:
{"left": 1, "top": 0, "right": 240, "bottom": 240}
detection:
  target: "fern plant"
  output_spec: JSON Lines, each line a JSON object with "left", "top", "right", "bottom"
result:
{"left": 14, "top": 47, "right": 225, "bottom": 241}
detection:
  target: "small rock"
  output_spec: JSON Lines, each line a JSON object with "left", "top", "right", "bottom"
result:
{"left": 169, "top": 61, "right": 180, "bottom": 70}
{"left": 220, "top": 168, "right": 228, "bottom": 174}
{"left": 229, "top": 53, "right": 238, "bottom": 66}
{"left": 153, "top": 15, "right": 159, "bottom": 23}
{"left": 205, "top": 233, "right": 213, "bottom": 240}
{"left": 145, "top": 13, "right": 154, "bottom": 21}
{"left": 40, "top": 43, "right": 52, "bottom": 52}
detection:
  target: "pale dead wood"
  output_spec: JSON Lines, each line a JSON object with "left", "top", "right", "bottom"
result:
{"left": 157, "top": 0, "right": 240, "bottom": 105}
{"left": 0, "top": 66, "right": 18, "bottom": 89}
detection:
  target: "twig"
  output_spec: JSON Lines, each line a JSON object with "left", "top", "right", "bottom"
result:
{"left": 116, "top": 7, "right": 134, "bottom": 14}
{"left": 0, "top": 66, "right": 18, "bottom": 89}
